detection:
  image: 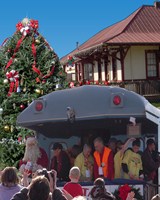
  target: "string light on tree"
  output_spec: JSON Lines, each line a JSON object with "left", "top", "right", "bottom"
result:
{"left": 0, "top": 108, "right": 3, "bottom": 119}
{"left": 17, "top": 86, "right": 21, "bottom": 93}
{"left": 23, "top": 87, "right": 27, "bottom": 92}
{"left": 0, "top": 108, "right": 3, "bottom": 115}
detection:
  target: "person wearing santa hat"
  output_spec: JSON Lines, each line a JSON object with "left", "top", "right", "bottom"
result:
{"left": 19, "top": 136, "right": 49, "bottom": 174}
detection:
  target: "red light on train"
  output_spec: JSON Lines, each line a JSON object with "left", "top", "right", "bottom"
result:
{"left": 35, "top": 101, "right": 43, "bottom": 111}
{"left": 113, "top": 95, "right": 121, "bottom": 105}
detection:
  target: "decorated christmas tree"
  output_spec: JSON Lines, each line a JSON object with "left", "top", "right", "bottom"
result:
{"left": 0, "top": 18, "right": 67, "bottom": 167}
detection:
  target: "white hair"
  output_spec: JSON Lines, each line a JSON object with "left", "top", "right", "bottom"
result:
{"left": 23, "top": 137, "right": 41, "bottom": 163}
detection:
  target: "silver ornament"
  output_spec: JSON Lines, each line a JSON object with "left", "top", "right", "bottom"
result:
{"left": 3, "top": 79, "right": 9, "bottom": 84}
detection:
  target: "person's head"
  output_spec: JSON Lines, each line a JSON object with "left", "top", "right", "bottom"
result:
{"left": 132, "top": 138, "right": 141, "bottom": 153}
{"left": 108, "top": 138, "right": 117, "bottom": 153}
{"left": 70, "top": 145, "right": 82, "bottom": 158}
{"left": 1, "top": 167, "right": 19, "bottom": 187}
{"left": 94, "top": 137, "right": 104, "bottom": 153}
{"left": 91, "top": 178, "right": 115, "bottom": 200}
{"left": 23, "top": 136, "right": 40, "bottom": 163}
{"left": 52, "top": 142, "right": 63, "bottom": 157}
{"left": 94, "top": 177, "right": 105, "bottom": 188}
{"left": 33, "top": 168, "right": 56, "bottom": 192}
{"left": 69, "top": 166, "right": 80, "bottom": 181}
{"left": 147, "top": 138, "right": 156, "bottom": 151}
{"left": 83, "top": 144, "right": 92, "bottom": 158}
{"left": 28, "top": 176, "right": 50, "bottom": 200}
{"left": 116, "top": 140, "right": 123, "bottom": 152}
{"left": 90, "top": 178, "right": 106, "bottom": 199}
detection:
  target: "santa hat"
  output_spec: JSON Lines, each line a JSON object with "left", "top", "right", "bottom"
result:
{"left": 26, "top": 136, "right": 38, "bottom": 146}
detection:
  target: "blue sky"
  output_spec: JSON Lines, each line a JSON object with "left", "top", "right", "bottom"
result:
{"left": 0, "top": 0, "right": 155, "bottom": 58}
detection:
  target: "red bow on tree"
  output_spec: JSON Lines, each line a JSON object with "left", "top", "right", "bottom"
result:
{"left": 16, "top": 22, "right": 23, "bottom": 31}
{"left": 30, "top": 19, "right": 39, "bottom": 29}
{"left": 6, "top": 70, "right": 19, "bottom": 96}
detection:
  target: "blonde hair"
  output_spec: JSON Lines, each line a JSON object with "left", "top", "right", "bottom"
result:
{"left": 69, "top": 166, "right": 80, "bottom": 180}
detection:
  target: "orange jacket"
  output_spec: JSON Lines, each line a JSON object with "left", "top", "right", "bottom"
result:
{"left": 94, "top": 147, "right": 111, "bottom": 177}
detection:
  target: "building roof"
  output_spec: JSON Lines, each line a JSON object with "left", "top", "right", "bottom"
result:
{"left": 61, "top": 4, "right": 160, "bottom": 63}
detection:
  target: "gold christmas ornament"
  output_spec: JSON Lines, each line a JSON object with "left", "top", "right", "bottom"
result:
{"left": 35, "top": 39, "right": 40, "bottom": 44}
{"left": 4, "top": 125, "right": 10, "bottom": 132}
{"left": 23, "top": 87, "right": 27, "bottom": 92}
{"left": 41, "top": 90, "right": 44, "bottom": 95}
{"left": 3, "top": 79, "right": 9, "bottom": 84}
{"left": 35, "top": 88, "right": 41, "bottom": 94}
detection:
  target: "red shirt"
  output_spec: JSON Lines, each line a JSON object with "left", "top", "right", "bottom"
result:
{"left": 63, "top": 182, "right": 83, "bottom": 197}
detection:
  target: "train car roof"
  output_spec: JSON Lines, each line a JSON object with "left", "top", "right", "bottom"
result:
{"left": 16, "top": 85, "right": 160, "bottom": 137}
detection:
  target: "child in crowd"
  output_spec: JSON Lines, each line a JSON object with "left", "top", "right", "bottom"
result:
{"left": 0, "top": 167, "right": 23, "bottom": 200}
{"left": 63, "top": 166, "right": 83, "bottom": 198}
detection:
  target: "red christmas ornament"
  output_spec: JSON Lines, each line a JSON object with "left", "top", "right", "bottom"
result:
{"left": 69, "top": 82, "right": 74, "bottom": 88}
{"left": 104, "top": 80, "right": 109, "bottom": 86}
{"left": 18, "top": 136, "right": 22, "bottom": 143}
{"left": 20, "top": 104, "right": 25, "bottom": 110}
{"left": 86, "top": 80, "right": 90, "bottom": 85}
{"left": 42, "top": 79, "right": 46, "bottom": 84}
{"left": 95, "top": 81, "right": 99, "bottom": 85}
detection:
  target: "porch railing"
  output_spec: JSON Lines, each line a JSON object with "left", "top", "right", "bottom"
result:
{"left": 109, "top": 80, "right": 160, "bottom": 96}
{"left": 108, "top": 80, "right": 160, "bottom": 102}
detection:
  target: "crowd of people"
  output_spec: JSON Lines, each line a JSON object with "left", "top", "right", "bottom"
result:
{"left": 49, "top": 137, "right": 160, "bottom": 185}
{"left": 0, "top": 135, "right": 159, "bottom": 200}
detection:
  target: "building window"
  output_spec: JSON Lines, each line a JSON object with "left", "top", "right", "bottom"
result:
{"left": 72, "top": 73, "right": 76, "bottom": 81}
{"left": 66, "top": 73, "right": 76, "bottom": 82}
{"left": 146, "top": 51, "right": 158, "bottom": 78}
{"left": 84, "top": 63, "right": 93, "bottom": 80}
